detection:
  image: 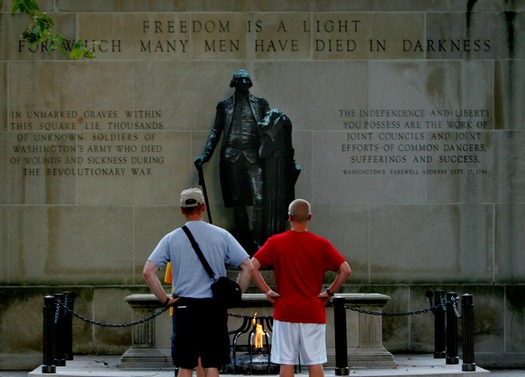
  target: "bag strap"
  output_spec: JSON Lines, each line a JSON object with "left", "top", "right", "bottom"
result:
{"left": 181, "top": 225, "right": 216, "bottom": 280}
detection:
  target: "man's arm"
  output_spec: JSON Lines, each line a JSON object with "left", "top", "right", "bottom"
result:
{"left": 143, "top": 260, "right": 173, "bottom": 306}
{"left": 319, "top": 261, "right": 352, "bottom": 299}
{"left": 236, "top": 257, "right": 254, "bottom": 292}
{"left": 251, "top": 257, "right": 280, "bottom": 303}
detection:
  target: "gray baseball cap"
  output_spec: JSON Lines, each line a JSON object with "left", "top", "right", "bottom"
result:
{"left": 180, "top": 188, "right": 204, "bottom": 208}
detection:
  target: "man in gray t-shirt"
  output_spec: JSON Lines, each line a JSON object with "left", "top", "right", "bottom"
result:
{"left": 143, "top": 188, "right": 253, "bottom": 377}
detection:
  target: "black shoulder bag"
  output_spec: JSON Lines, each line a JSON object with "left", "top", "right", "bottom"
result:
{"left": 181, "top": 225, "right": 242, "bottom": 308}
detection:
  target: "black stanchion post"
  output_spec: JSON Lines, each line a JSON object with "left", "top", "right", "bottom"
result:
{"left": 333, "top": 296, "right": 349, "bottom": 376}
{"left": 54, "top": 293, "right": 66, "bottom": 367}
{"left": 42, "top": 296, "right": 56, "bottom": 374}
{"left": 434, "top": 289, "right": 446, "bottom": 358}
{"left": 445, "top": 292, "right": 459, "bottom": 365}
{"left": 461, "top": 294, "right": 476, "bottom": 372}
{"left": 63, "top": 291, "right": 74, "bottom": 361}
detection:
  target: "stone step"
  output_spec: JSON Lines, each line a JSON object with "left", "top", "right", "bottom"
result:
{"left": 28, "top": 354, "right": 490, "bottom": 377}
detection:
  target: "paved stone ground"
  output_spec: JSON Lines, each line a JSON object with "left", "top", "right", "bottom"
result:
{"left": 0, "top": 355, "right": 522, "bottom": 377}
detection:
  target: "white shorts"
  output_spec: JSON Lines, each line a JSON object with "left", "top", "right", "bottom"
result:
{"left": 270, "top": 320, "right": 327, "bottom": 366}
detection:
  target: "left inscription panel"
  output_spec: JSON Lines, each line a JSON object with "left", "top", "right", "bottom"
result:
{"left": 6, "top": 61, "right": 189, "bottom": 205}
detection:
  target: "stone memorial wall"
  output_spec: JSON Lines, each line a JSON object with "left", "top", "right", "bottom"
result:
{"left": 0, "top": 0, "right": 524, "bottom": 370}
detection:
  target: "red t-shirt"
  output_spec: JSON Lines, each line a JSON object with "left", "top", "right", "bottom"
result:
{"left": 253, "top": 230, "right": 346, "bottom": 323}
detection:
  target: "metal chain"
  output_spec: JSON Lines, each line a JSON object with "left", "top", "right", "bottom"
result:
{"left": 343, "top": 300, "right": 454, "bottom": 317}
{"left": 227, "top": 313, "right": 273, "bottom": 320}
{"left": 439, "top": 292, "right": 447, "bottom": 311}
{"left": 54, "top": 298, "right": 61, "bottom": 325}
{"left": 451, "top": 296, "right": 462, "bottom": 318}
{"left": 54, "top": 294, "right": 463, "bottom": 326}
{"left": 56, "top": 299, "right": 271, "bottom": 328}
{"left": 343, "top": 295, "right": 464, "bottom": 317}
{"left": 346, "top": 304, "right": 437, "bottom": 317}
{"left": 56, "top": 298, "right": 168, "bottom": 328}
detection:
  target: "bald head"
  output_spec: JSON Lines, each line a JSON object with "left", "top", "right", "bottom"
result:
{"left": 288, "top": 199, "right": 311, "bottom": 223}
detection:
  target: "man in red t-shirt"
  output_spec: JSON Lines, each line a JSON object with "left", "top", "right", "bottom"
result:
{"left": 251, "top": 199, "right": 351, "bottom": 377}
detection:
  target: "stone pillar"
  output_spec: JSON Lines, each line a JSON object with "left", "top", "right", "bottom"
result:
{"left": 132, "top": 307, "right": 155, "bottom": 347}
{"left": 346, "top": 295, "right": 396, "bottom": 368}
{"left": 119, "top": 294, "right": 172, "bottom": 369}
{"left": 323, "top": 294, "right": 395, "bottom": 369}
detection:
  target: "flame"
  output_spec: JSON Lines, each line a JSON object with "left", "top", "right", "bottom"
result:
{"left": 252, "top": 312, "right": 265, "bottom": 349}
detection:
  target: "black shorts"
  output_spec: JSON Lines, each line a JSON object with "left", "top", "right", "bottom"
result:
{"left": 173, "top": 298, "right": 230, "bottom": 369}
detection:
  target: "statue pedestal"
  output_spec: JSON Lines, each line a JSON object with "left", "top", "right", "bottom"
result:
{"left": 119, "top": 294, "right": 172, "bottom": 369}
{"left": 119, "top": 293, "right": 395, "bottom": 369}
{"left": 341, "top": 294, "right": 396, "bottom": 368}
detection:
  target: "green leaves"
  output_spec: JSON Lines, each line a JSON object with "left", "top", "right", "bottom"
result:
{"left": 11, "top": 0, "right": 39, "bottom": 14}
{"left": 11, "top": 0, "right": 96, "bottom": 60}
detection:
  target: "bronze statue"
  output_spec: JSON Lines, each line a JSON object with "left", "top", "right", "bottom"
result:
{"left": 194, "top": 70, "right": 300, "bottom": 254}
{"left": 259, "top": 109, "right": 301, "bottom": 242}
{"left": 194, "top": 70, "right": 270, "bottom": 252}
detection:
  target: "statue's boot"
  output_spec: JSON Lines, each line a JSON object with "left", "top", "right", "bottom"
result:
{"left": 233, "top": 206, "right": 253, "bottom": 252}
{"left": 251, "top": 207, "right": 264, "bottom": 251}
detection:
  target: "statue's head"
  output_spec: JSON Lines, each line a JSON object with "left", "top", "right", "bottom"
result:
{"left": 230, "top": 69, "right": 253, "bottom": 89}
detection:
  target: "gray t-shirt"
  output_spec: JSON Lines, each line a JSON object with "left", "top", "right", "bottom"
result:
{"left": 147, "top": 220, "right": 249, "bottom": 299}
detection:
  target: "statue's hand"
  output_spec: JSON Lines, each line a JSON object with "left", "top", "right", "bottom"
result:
{"left": 194, "top": 155, "right": 207, "bottom": 168}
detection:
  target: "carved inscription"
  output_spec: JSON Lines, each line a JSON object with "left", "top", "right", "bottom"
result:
{"left": 15, "top": 13, "right": 493, "bottom": 59}
{"left": 338, "top": 108, "right": 490, "bottom": 176}
{"left": 9, "top": 109, "right": 165, "bottom": 177}
{"left": 8, "top": 107, "right": 492, "bottom": 179}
